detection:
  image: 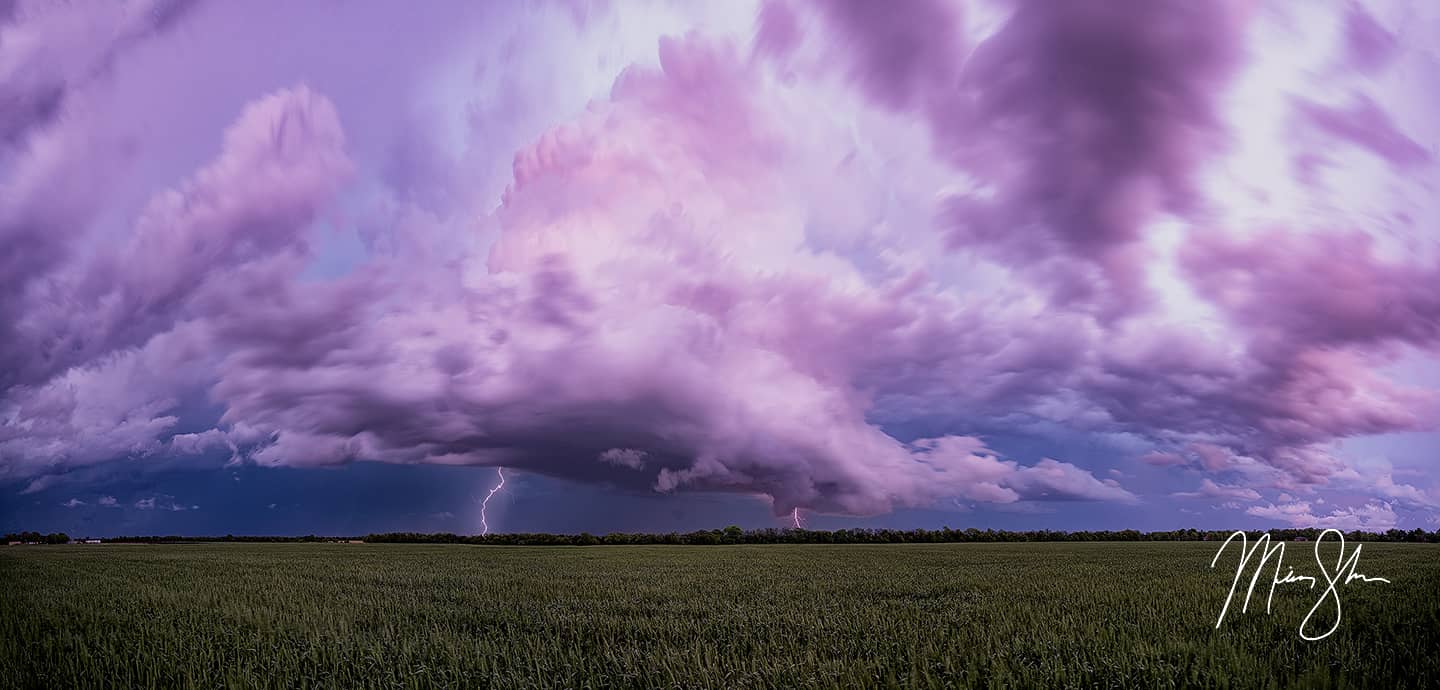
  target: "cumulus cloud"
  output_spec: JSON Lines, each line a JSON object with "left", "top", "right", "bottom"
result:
{"left": 192, "top": 34, "right": 1133, "bottom": 517}
{"left": 822, "top": 0, "right": 1249, "bottom": 317}
{"left": 1168, "top": 230, "right": 1440, "bottom": 478}
{"left": 1173, "top": 479, "right": 1261, "bottom": 502}
{"left": 1333, "top": 456, "right": 1439, "bottom": 509}
{"left": 1247, "top": 501, "right": 1398, "bottom": 531}
{"left": 61, "top": 498, "right": 85, "bottom": 508}
{"left": 0, "top": 85, "right": 351, "bottom": 484}
{"left": 599, "top": 449, "right": 648, "bottom": 470}
{"left": 799, "top": 0, "right": 1437, "bottom": 507}
{"left": 0, "top": 0, "right": 203, "bottom": 392}
{"left": 134, "top": 496, "right": 192, "bottom": 511}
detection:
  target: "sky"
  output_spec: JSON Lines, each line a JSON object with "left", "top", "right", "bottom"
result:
{"left": 2, "top": 0, "right": 1439, "bottom": 537}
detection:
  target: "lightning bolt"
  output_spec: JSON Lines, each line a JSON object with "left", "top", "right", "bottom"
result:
{"left": 480, "top": 467, "right": 506, "bottom": 535}
{"left": 791, "top": 506, "right": 804, "bottom": 529}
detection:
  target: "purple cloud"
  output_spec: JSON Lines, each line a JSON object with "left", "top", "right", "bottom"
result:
{"left": 807, "top": 0, "right": 1248, "bottom": 317}
{"left": 598, "top": 448, "right": 648, "bottom": 470}
{"left": 1173, "top": 479, "right": 1261, "bottom": 502}
{"left": 1296, "top": 95, "right": 1431, "bottom": 169}
{"left": 0, "top": 86, "right": 350, "bottom": 482}
{"left": 813, "top": 0, "right": 963, "bottom": 112}
{"left": 0, "top": 1, "right": 1436, "bottom": 528}
{"left": 1247, "top": 500, "right": 1398, "bottom": 531}
{"left": 190, "top": 34, "right": 1134, "bottom": 517}
{"left": 0, "top": 0, "right": 200, "bottom": 147}
{"left": 133, "top": 496, "right": 192, "bottom": 512}
{"left": 1342, "top": 2, "right": 1397, "bottom": 74}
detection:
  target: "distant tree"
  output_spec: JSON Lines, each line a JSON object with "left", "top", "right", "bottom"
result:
{"left": 45, "top": 525, "right": 1436, "bottom": 547}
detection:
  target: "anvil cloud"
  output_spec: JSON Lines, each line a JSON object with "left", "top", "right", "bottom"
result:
{"left": 2, "top": 0, "right": 1437, "bottom": 530}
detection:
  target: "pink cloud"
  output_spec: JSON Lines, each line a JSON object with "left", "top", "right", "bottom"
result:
{"left": 812, "top": 0, "right": 963, "bottom": 112}
{"left": 0, "top": 2, "right": 1434, "bottom": 528}
{"left": 1140, "top": 451, "right": 1188, "bottom": 467}
{"left": 1173, "top": 479, "right": 1261, "bottom": 502}
{"left": 1246, "top": 500, "right": 1398, "bottom": 531}
{"left": 0, "top": 86, "right": 351, "bottom": 484}
{"left": 753, "top": 0, "right": 802, "bottom": 61}
{"left": 1342, "top": 3, "right": 1398, "bottom": 74}
{"left": 0, "top": 0, "right": 200, "bottom": 148}
{"left": 598, "top": 448, "right": 648, "bottom": 470}
{"left": 838, "top": 0, "right": 1252, "bottom": 317}
{"left": 1295, "top": 95, "right": 1431, "bottom": 170}
{"left": 195, "top": 35, "right": 1132, "bottom": 516}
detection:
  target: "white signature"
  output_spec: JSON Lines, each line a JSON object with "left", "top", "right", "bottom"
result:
{"left": 1210, "top": 528, "right": 1390, "bottom": 641}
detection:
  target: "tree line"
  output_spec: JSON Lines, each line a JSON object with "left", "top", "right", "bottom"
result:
{"left": 4, "top": 532, "right": 71, "bottom": 544}
{"left": 360, "top": 526, "right": 1440, "bottom": 545}
{"left": 6, "top": 533, "right": 346, "bottom": 544}
{"left": 16, "top": 526, "right": 1440, "bottom": 546}
{"left": 97, "top": 535, "right": 347, "bottom": 543}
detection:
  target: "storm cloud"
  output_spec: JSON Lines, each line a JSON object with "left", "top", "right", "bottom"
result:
{"left": 1, "top": 0, "right": 1436, "bottom": 525}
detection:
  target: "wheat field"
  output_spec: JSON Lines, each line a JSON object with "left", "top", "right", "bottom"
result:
{"left": 2, "top": 542, "right": 1437, "bottom": 688}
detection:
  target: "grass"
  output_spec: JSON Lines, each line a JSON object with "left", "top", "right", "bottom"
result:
{"left": 1, "top": 542, "right": 1437, "bottom": 688}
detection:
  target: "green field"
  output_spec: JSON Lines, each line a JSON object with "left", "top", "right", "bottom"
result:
{"left": 2, "top": 542, "right": 1437, "bottom": 688}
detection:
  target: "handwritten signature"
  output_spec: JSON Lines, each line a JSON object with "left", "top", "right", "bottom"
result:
{"left": 1210, "top": 528, "right": 1390, "bottom": 641}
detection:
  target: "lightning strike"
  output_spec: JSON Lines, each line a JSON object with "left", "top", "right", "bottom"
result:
{"left": 480, "top": 467, "right": 506, "bottom": 535}
{"left": 791, "top": 507, "right": 804, "bottom": 529}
